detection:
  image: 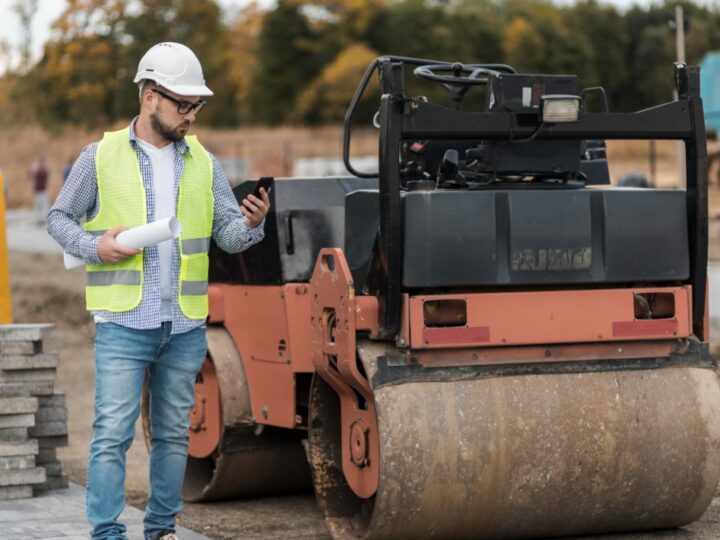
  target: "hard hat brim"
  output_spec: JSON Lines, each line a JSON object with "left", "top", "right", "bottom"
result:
{"left": 161, "top": 83, "right": 214, "bottom": 97}
{"left": 134, "top": 74, "right": 214, "bottom": 97}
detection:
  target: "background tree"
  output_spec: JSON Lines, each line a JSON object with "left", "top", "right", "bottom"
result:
{"left": 246, "top": 0, "right": 322, "bottom": 124}
{"left": 227, "top": 3, "right": 264, "bottom": 124}
{"left": 12, "top": 0, "right": 39, "bottom": 75}
{"left": 4, "top": 0, "right": 720, "bottom": 127}
{"left": 292, "top": 43, "right": 380, "bottom": 124}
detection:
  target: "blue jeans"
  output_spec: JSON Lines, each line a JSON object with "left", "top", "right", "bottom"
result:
{"left": 87, "top": 322, "right": 207, "bottom": 540}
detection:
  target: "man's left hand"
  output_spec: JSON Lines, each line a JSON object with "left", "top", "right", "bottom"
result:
{"left": 241, "top": 187, "right": 271, "bottom": 228}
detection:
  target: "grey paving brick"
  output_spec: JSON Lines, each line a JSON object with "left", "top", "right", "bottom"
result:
{"left": 33, "top": 473, "right": 68, "bottom": 492}
{"left": 37, "top": 435, "right": 68, "bottom": 449}
{"left": 0, "top": 466, "right": 45, "bottom": 486}
{"left": 0, "top": 324, "right": 55, "bottom": 342}
{"left": 0, "top": 353, "right": 58, "bottom": 371}
{"left": 0, "top": 427, "right": 28, "bottom": 441}
{"left": 39, "top": 461, "right": 62, "bottom": 476}
{"left": 0, "top": 397, "right": 38, "bottom": 415}
{"left": 35, "top": 447, "right": 55, "bottom": 463}
{"left": 37, "top": 393, "right": 65, "bottom": 408}
{"left": 0, "top": 455, "right": 35, "bottom": 470}
{"left": 0, "top": 439, "right": 37, "bottom": 457}
{"left": 35, "top": 405, "right": 67, "bottom": 422}
{"left": 0, "top": 485, "right": 32, "bottom": 500}
{"left": 0, "top": 340, "right": 42, "bottom": 355}
{"left": 0, "top": 482, "right": 210, "bottom": 539}
{"left": 0, "top": 413, "right": 35, "bottom": 429}
{"left": 29, "top": 420, "right": 67, "bottom": 437}
{"left": 0, "top": 381, "right": 54, "bottom": 397}
{"left": 0, "top": 368, "right": 57, "bottom": 383}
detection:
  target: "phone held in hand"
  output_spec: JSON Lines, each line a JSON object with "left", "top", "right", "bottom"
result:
{"left": 252, "top": 177, "right": 274, "bottom": 198}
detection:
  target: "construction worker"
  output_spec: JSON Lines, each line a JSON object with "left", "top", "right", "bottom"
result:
{"left": 46, "top": 42, "right": 270, "bottom": 540}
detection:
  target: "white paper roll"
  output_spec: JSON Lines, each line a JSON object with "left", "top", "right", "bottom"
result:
{"left": 64, "top": 217, "right": 182, "bottom": 270}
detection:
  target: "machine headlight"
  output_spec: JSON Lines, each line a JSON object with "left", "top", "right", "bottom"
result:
{"left": 540, "top": 95, "right": 582, "bottom": 123}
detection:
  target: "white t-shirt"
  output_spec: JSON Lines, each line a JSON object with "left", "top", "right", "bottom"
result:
{"left": 136, "top": 138, "right": 175, "bottom": 321}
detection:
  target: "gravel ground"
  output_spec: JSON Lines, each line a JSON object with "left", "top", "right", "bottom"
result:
{"left": 8, "top": 218, "right": 720, "bottom": 540}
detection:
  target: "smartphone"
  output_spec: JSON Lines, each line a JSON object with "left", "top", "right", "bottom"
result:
{"left": 252, "top": 177, "right": 274, "bottom": 198}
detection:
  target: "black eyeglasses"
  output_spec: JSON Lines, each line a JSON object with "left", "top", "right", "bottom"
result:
{"left": 152, "top": 88, "right": 206, "bottom": 115}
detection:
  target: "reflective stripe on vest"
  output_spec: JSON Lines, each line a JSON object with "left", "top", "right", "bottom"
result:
{"left": 181, "top": 237, "right": 211, "bottom": 254}
{"left": 85, "top": 128, "right": 214, "bottom": 319}
{"left": 87, "top": 270, "right": 142, "bottom": 287}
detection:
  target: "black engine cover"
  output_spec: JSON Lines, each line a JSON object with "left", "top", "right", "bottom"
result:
{"left": 401, "top": 188, "right": 688, "bottom": 287}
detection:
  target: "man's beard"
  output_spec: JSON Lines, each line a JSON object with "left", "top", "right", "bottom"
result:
{"left": 150, "top": 112, "right": 189, "bottom": 143}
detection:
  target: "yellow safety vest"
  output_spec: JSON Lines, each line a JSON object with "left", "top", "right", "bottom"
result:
{"left": 84, "top": 127, "right": 214, "bottom": 319}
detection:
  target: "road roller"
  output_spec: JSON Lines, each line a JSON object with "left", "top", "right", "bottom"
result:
{"left": 144, "top": 57, "right": 720, "bottom": 539}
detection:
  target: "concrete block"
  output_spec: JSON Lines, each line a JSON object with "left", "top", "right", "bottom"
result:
{"left": 38, "top": 393, "right": 65, "bottom": 407}
{"left": 37, "top": 436, "right": 68, "bottom": 449}
{"left": 0, "top": 428, "right": 28, "bottom": 442}
{"left": 33, "top": 473, "right": 68, "bottom": 492}
{"left": 0, "top": 485, "right": 33, "bottom": 500}
{"left": 40, "top": 461, "right": 62, "bottom": 476}
{"left": 0, "top": 397, "right": 38, "bottom": 415}
{"left": 0, "top": 369, "right": 57, "bottom": 383}
{"left": 0, "top": 353, "right": 58, "bottom": 371}
{"left": 0, "top": 341, "right": 41, "bottom": 355}
{"left": 29, "top": 421, "right": 67, "bottom": 437}
{"left": 0, "top": 324, "right": 54, "bottom": 342}
{"left": 0, "top": 414, "right": 35, "bottom": 429}
{"left": 35, "top": 406, "right": 67, "bottom": 423}
{"left": 0, "top": 467, "right": 46, "bottom": 486}
{"left": 0, "top": 455, "right": 35, "bottom": 470}
{"left": 0, "top": 440, "right": 37, "bottom": 457}
{"left": 0, "top": 381, "right": 54, "bottom": 397}
{"left": 35, "top": 447, "right": 55, "bottom": 463}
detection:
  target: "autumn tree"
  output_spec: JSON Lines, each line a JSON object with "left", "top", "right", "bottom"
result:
{"left": 292, "top": 43, "right": 380, "bottom": 124}
{"left": 227, "top": 3, "right": 264, "bottom": 123}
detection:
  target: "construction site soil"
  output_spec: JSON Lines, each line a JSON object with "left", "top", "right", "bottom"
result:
{"left": 10, "top": 248, "right": 720, "bottom": 540}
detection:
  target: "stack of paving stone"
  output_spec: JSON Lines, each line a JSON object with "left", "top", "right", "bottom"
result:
{"left": 0, "top": 323, "right": 69, "bottom": 499}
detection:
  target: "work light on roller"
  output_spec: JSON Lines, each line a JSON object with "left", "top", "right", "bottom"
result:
{"left": 541, "top": 94, "right": 582, "bottom": 122}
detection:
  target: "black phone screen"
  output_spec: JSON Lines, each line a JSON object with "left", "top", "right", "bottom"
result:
{"left": 253, "top": 177, "right": 274, "bottom": 198}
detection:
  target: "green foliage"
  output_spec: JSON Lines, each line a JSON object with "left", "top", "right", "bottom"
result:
{"left": 246, "top": 0, "right": 324, "bottom": 124}
{"left": 3, "top": 0, "right": 720, "bottom": 127}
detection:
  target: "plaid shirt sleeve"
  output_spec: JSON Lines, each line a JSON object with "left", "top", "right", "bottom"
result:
{"left": 209, "top": 153, "right": 265, "bottom": 252}
{"left": 46, "top": 143, "right": 104, "bottom": 265}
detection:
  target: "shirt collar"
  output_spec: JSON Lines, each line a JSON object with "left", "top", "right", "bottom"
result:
{"left": 128, "top": 116, "right": 191, "bottom": 155}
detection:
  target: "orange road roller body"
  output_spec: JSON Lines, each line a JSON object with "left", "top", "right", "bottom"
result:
{"left": 143, "top": 57, "right": 720, "bottom": 539}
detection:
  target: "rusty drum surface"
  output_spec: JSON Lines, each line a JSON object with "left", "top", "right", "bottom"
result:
{"left": 309, "top": 340, "right": 720, "bottom": 539}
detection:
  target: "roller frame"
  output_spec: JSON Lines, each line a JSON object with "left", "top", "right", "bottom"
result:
{"left": 310, "top": 247, "right": 380, "bottom": 499}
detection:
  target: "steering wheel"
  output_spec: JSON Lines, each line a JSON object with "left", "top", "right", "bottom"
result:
{"left": 414, "top": 63, "right": 500, "bottom": 86}
{"left": 413, "top": 63, "right": 502, "bottom": 107}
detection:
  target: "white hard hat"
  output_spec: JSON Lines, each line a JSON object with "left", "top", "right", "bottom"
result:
{"left": 134, "top": 42, "right": 213, "bottom": 96}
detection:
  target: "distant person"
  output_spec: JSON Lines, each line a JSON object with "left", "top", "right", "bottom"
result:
{"left": 62, "top": 156, "right": 75, "bottom": 183}
{"left": 28, "top": 156, "right": 49, "bottom": 225}
{"left": 46, "top": 42, "right": 270, "bottom": 540}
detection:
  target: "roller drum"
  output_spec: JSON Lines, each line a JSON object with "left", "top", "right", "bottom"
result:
{"left": 183, "top": 430, "right": 311, "bottom": 501}
{"left": 310, "top": 342, "right": 720, "bottom": 539}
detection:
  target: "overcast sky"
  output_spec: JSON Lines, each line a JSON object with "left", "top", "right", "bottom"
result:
{"left": 0, "top": 0, "right": 684, "bottom": 71}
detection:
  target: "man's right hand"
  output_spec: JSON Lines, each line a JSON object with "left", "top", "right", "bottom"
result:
{"left": 98, "top": 227, "right": 142, "bottom": 264}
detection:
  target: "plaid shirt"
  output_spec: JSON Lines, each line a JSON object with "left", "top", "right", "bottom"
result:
{"left": 47, "top": 119, "right": 264, "bottom": 334}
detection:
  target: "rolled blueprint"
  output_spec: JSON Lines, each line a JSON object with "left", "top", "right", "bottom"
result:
{"left": 63, "top": 217, "right": 182, "bottom": 270}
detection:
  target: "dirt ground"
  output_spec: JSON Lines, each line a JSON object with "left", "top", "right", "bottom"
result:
{"left": 9, "top": 246, "right": 720, "bottom": 540}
